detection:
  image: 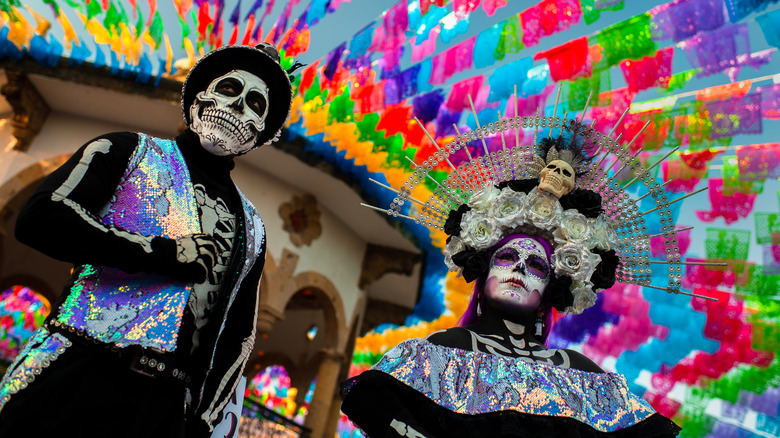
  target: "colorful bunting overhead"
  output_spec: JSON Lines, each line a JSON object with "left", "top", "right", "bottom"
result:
{"left": 3, "top": 1, "right": 780, "bottom": 437}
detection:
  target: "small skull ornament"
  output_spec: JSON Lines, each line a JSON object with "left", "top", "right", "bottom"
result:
{"left": 539, "top": 160, "right": 575, "bottom": 198}
{"left": 189, "top": 69, "right": 270, "bottom": 156}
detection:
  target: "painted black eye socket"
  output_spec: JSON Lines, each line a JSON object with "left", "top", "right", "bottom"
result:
{"left": 247, "top": 91, "right": 267, "bottom": 116}
{"left": 526, "top": 255, "right": 550, "bottom": 277}
{"left": 493, "top": 248, "right": 520, "bottom": 266}
{"left": 563, "top": 169, "right": 572, "bottom": 177}
{"left": 546, "top": 164, "right": 556, "bottom": 169}
{"left": 215, "top": 78, "right": 242, "bottom": 97}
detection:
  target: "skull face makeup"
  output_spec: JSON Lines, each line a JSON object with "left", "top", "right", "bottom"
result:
{"left": 539, "top": 159, "right": 575, "bottom": 198}
{"left": 189, "top": 69, "right": 270, "bottom": 156}
{"left": 484, "top": 237, "right": 551, "bottom": 314}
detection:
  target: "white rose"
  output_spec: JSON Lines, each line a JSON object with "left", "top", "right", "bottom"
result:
{"left": 460, "top": 210, "right": 502, "bottom": 250}
{"left": 551, "top": 243, "right": 602, "bottom": 282}
{"left": 467, "top": 185, "right": 501, "bottom": 211}
{"left": 525, "top": 187, "right": 563, "bottom": 229}
{"left": 491, "top": 189, "right": 528, "bottom": 229}
{"left": 565, "top": 282, "right": 598, "bottom": 315}
{"left": 553, "top": 209, "right": 593, "bottom": 245}
{"left": 589, "top": 215, "right": 618, "bottom": 251}
{"left": 444, "top": 236, "right": 466, "bottom": 272}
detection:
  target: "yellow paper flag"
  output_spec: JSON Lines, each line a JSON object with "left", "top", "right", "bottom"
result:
{"left": 25, "top": 6, "right": 51, "bottom": 36}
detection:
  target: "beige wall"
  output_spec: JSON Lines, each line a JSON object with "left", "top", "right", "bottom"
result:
{"left": 233, "top": 160, "right": 366, "bottom": 328}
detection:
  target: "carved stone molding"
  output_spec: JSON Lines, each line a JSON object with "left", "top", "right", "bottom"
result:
{"left": 360, "top": 298, "right": 414, "bottom": 335}
{"left": 279, "top": 194, "right": 322, "bottom": 247}
{"left": 257, "top": 303, "right": 286, "bottom": 334}
{"left": 359, "top": 244, "right": 421, "bottom": 289}
{"left": 1, "top": 69, "right": 51, "bottom": 152}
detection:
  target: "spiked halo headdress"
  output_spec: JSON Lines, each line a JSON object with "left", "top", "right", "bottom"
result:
{"left": 363, "top": 86, "right": 719, "bottom": 315}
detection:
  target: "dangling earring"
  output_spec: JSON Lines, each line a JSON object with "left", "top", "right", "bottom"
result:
{"left": 535, "top": 308, "right": 544, "bottom": 337}
{"left": 476, "top": 293, "right": 482, "bottom": 316}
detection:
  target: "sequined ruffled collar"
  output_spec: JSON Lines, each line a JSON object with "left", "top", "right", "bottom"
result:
{"left": 371, "top": 338, "right": 658, "bottom": 433}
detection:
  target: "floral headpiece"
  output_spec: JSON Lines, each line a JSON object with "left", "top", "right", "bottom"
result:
{"left": 443, "top": 182, "right": 619, "bottom": 314}
{"left": 363, "top": 89, "right": 715, "bottom": 315}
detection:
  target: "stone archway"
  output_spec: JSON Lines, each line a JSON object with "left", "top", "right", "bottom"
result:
{"left": 253, "top": 248, "right": 351, "bottom": 438}
{"left": 0, "top": 155, "right": 72, "bottom": 305}
{"left": 257, "top": 249, "right": 348, "bottom": 349}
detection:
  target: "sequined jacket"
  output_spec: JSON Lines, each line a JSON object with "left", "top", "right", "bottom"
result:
{"left": 1, "top": 132, "right": 266, "bottom": 431}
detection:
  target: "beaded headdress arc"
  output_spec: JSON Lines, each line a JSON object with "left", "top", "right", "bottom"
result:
{"left": 363, "top": 86, "right": 720, "bottom": 315}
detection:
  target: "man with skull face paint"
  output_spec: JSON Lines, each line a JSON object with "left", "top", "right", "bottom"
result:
{"left": 0, "top": 44, "right": 298, "bottom": 437}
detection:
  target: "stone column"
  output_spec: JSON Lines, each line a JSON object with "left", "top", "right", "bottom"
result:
{"left": 322, "top": 391, "right": 344, "bottom": 438}
{"left": 303, "top": 348, "right": 344, "bottom": 438}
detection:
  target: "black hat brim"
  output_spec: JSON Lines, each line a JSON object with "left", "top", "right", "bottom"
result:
{"left": 181, "top": 45, "right": 292, "bottom": 148}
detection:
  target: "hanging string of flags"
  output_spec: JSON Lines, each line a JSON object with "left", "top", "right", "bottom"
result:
{"left": 2, "top": 1, "right": 780, "bottom": 437}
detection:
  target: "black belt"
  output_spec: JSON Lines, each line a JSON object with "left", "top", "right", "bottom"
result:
{"left": 46, "top": 319, "right": 192, "bottom": 385}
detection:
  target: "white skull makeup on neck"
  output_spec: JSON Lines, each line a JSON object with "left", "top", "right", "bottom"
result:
{"left": 189, "top": 69, "right": 270, "bottom": 156}
{"left": 483, "top": 237, "right": 551, "bottom": 316}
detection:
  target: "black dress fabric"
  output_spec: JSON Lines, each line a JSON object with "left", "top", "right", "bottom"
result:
{"left": 0, "top": 341, "right": 186, "bottom": 438}
{"left": 342, "top": 370, "right": 681, "bottom": 438}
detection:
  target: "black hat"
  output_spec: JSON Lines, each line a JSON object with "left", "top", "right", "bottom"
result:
{"left": 182, "top": 43, "right": 293, "bottom": 148}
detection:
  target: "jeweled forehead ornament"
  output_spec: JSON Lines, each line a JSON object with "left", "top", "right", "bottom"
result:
{"left": 360, "top": 85, "right": 722, "bottom": 313}
{"left": 190, "top": 69, "right": 269, "bottom": 157}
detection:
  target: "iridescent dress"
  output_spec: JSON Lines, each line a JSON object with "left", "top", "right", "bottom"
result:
{"left": 341, "top": 338, "right": 680, "bottom": 437}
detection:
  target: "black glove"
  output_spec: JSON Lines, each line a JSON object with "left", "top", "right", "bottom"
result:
{"left": 151, "top": 234, "right": 218, "bottom": 283}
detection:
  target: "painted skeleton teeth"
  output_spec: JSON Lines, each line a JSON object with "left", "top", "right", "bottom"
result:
{"left": 201, "top": 108, "right": 253, "bottom": 143}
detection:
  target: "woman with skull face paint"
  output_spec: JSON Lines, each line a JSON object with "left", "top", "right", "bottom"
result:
{"left": 341, "top": 128, "right": 682, "bottom": 436}
{"left": 0, "top": 44, "right": 302, "bottom": 438}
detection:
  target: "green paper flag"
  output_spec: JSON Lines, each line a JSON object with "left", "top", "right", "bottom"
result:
{"left": 135, "top": 3, "right": 144, "bottom": 37}
{"left": 704, "top": 228, "right": 751, "bottom": 260}
{"left": 722, "top": 157, "right": 764, "bottom": 195}
{"left": 149, "top": 11, "right": 164, "bottom": 49}
{"left": 86, "top": 0, "right": 102, "bottom": 21}
{"left": 117, "top": 1, "right": 130, "bottom": 28}
{"left": 736, "top": 265, "right": 780, "bottom": 298}
{"left": 63, "top": 0, "right": 82, "bottom": 10}
{"left": 596, "top": 13, "right": 656, "bottom": 67}
{"left": 328, "top": 86, "right": 355, "bottom": 123}
{"left": 563, "top": 70, "right": 610, "bottom": 112}
{"left": 495, "top": 16, "right": 523, "bottom": 61}
{"left": 580, "top": 0, "right": 624, "bottom": 25}
{"left": 660, "top": 69, "right": 698, "bottom": 95}
{"left": 754, "top": 213, "right": 780, "bottom": 245}
{"left": 178, "top": 15, "right": 191, "bottom": 39}
{"left": 303, "top": 74, "right": 326, "bottom": 103}
{"left": 42, "top": 0, "right": 61, "bottom": 17}
{"left": 103, "top": 0, "right": 120, "bottom": 34}
{"left": 0, "top": 0, "right": 21, "bottom": 17}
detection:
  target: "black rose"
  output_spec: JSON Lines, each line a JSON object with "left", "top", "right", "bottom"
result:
{"left": 545, "top": 275, "right": 574, "bottom": 312}
{"left": 591, "top": 249, "right": 619, "bottom": 290}
{"left": 496, "top": 179, "right": 539, "bottom": 194}
{"left": 452, "top": 250, "right": 489, "bottom": 283}
{"left": 559, "top": 188, "right": 603, "bottom": 219}
{"left": 444, "top": 204, "right": 471, "bottom": 236}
